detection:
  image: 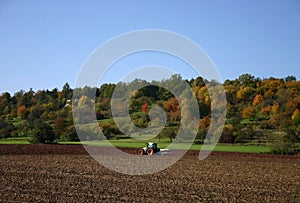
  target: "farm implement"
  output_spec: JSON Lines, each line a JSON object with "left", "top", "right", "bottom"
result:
{"left": 137, "top": 142, "right": 170, "bottom": 155}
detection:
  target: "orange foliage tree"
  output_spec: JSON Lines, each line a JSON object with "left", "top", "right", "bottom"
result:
{"left": 242, "top": 106, "right": 257, "bottom": 119}
{"left": 17, "top": 105, "right": 27, "bottom": 118}
{"left": 163, "top": 97, "right": 180, "bottom": 121}
{"left": 253, "top": 94, "right": 264, "bottom": 106}
{"left": 141, "top": 102, "right": 149, "bottom": 113}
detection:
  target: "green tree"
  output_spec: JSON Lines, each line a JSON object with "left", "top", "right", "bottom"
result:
{"left": 65, "top": 125, "right": 79, "bottom": 141}
{"left": 283, "top": 127, "right": 299, "bottom": 148}
{"left": 158, "top": 127, "right": 177, "bottom": 142}
{"left": 30, "top": 120, "right": 56, "bottom": 144}
{"left": 220, "top": 124, "right": 235, "bottom": 143}
{"left": 26, "top": 105, "right": 44, "bottom": 129}
{"left": 98, "top": 83, "right": 116, "bottom": 98}
{"left": 234, "top": 125, "right": 254, "bottom": 143}
{"left": 285, "top": 75, "right": 296, "bottom": 82}
{"left": 195, "top": 128, "right": 207, "bottom": 144}
{"left": 35, "top": 90, "right": 48, "bottom": 104}
{"left": 238, "top": 73, "right": 255, "bottom": 86}
{"left": 61, "top": 82, "right": 72, "bottom": 99}
{"left": 190, "top": 76, "right": 205, "bottom": 88}
{"left": 0, "top": 119, "right": 16, "bottom": 139}
{"left": 0, "top": 92, "right": 11, "bottom": 116}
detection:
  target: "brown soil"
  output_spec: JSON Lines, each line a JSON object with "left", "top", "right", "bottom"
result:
{"left": 0, "top": 144, "right": 299, "bottom": 202}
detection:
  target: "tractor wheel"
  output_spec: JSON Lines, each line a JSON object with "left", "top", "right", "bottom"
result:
{"left": 137, "top": 149, "right": 144, "bottom": 155}
{"left": 147, "top": 148, "right": 153, "bottom": 155}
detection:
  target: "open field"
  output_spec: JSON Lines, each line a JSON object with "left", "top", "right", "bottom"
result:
{"left": 0, "top": 144, "right": 299, "bottom": 202}
{"left": 80, "top": 140, "right": 273, "bottom": 153}
{"left": 0, "top": 137, "right": 274, "bottom": 153}
{"left": 0, "top": 137, "right": 30, "bottom": 144}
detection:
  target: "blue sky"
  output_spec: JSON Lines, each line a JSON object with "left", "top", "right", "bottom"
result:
{"left": 0, "top": 0, "right": 299, "bottom": 94}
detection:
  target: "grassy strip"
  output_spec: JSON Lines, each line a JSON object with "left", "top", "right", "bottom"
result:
{"left": 62, "top": 140, "right": 272, "bottom": 153}
{"left": 0, "top": 138, "right": 30, "bottom": 144}
{"left": 1, "top": 137, "right": 272, "bottom": 153}
{"left": 209, "top": 145, "right": 271, "bottom": 153}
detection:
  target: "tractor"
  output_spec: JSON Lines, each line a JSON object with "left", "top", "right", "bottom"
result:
{"left": 137, "top": 142, "right": 160, "bottom": 155}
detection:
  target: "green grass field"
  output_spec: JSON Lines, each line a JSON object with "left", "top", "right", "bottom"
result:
{"left": 61, "top": 138, "right": 272, "bottom": 153}
{"left": 0, "top": 137, "right": 30, "bottom": 144}
{"left": 0, "top": 137, "right": 272, "bottom": 153}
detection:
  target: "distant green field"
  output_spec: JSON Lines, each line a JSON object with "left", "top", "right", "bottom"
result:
{"left": 0, "top": 137, "right": 30, "bottom": 144}
{"left": 61, "top": 139, "right": 272, "bottom": 153}
{"left": 0, "top": 137, "right": 273, "bottom": 153}
{"left": 208, "top": 145, "right": 271, "bottom": 153}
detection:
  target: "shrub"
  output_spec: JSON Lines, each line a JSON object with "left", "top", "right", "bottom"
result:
{"left": 220, "top": 127, "right": 235, "bottom": 143}
{"left": 0, "top": 119, "right": 16, "bottom": 139}
{"left": 234, "top": 125, "right": 254, "bottom": 143}
{"left": 194, "top": 129, "right": 207, "bottom": 144}
{"left": 130, "top": 112, "right": 149, "bottom": 128}
{"left": 102, "top": 124, "right": 123, "bottom": 139}
{"left": 270, "top": 146, "right": 299, "bottom": 155}
{"left": 260, "top": 121, "right": 274, "bottom": 129}
{"left": 158, "top": 127, "right": 177, "bottom": 142}
{"left": 60, "top": 125, "right": 80, "bottom": 142}
{"left": 30, "top": 120, "right": 56, "bottom": 144}
{"left": 283, "top": 128, "right": 300, "bottom": 148}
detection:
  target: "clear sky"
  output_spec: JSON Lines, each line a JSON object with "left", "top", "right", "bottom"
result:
{"left": 0, "top": 0, "right": 299, "bottom": 94}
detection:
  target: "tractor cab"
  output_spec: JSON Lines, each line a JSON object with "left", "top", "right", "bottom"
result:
{"left": 146, "top": 142, "right": 157, "bottom": 149}
{"left": 138, "top": 142, "right": 160, "bottom": 155}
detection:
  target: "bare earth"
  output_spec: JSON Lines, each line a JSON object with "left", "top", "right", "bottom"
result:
{"left": 0, "top": 145, "right": 299, "bottom": 202}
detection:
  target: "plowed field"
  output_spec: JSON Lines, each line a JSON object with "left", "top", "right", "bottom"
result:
{"left": 0, "top": 144, "right": 299, "bottom": 202}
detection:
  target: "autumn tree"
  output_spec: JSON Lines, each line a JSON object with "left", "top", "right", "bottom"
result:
{"left": 1, "top": 73, "right": 300, "bottom": 146}
{"left": 242, "top": 106, "right": 257, "bottom": 119}
{"left": 141, "top": 102, "right": 149, "bottom": 113}
{"left": 260, "top": 105, "right": 272, "bottom": 117}
{"left": 17, "top": 105, "right": 27, "bottom": 118}
{"left": 199, "top": 116, "right": 210, "bottom": 129}
{"left": 291, "top": 109, "right": 300, "bottom": 125}
{"left": 253, "top": 94, "right": 264, "bottom": 106}
{"left": 236, "top": 87, "right": 255, "bottom": 101}
{"left": 54, "top": 117, "right": 67, "bottom": 139}
{"left": 164, "top": 97, "right": 180, "bottom": 122}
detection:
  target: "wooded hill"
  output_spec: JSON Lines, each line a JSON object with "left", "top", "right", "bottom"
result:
{"left": 0, "top": 74, "right": 299, "bottom": 149}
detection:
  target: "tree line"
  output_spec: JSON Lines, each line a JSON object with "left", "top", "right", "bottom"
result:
{"left": 0, "top": 74, "right": 299, "bottom": 149}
